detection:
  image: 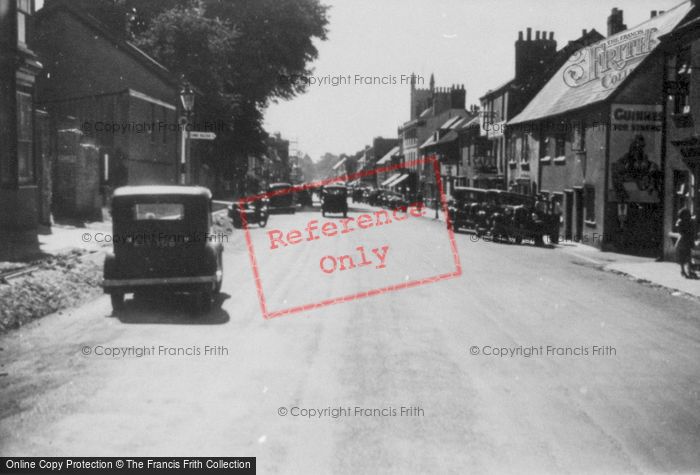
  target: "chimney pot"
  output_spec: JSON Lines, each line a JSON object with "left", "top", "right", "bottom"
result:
{"left": 582, "top": 29, "right": 587, "bottom": 36}
{"left": 651, "top": 10, "right": 657, "bottom": 17}
{"left": 536, "top": 30, "right": 540, "bottom": 40}
{"left": 527, "top": 27, "right": 532, "bottom": 41}
{"left": 518, "top": 31, "right": 523, "bottom": 41}
{"left": 549, "top": 31, "right": 554, "bottom": 40}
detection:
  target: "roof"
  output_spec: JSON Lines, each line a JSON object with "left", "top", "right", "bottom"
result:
{"left": 479, "top": 79, "right": 516, "bottom": 101}
{"left": 377, "top": 145, "right": 400, "bottom": 165}
{"left": 510, "top": 1, "right": 694, "bottom": 125}
{"left": 37, "top": 0, "right": 180, "bottom": 88}
{"left": 113, "top": 186, "right": 212, "bottom": 198}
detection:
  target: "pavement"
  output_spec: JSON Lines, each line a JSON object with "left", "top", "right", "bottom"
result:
{"left": 1, "top": 201, "right": 700, "bottom": 473}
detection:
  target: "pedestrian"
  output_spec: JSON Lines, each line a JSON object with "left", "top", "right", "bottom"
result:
{"left": 675, "top": 208, "right": 697, "bottom": 278}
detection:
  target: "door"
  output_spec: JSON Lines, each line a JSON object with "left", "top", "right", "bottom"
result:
{"left": 574, "top": 187, "right": 584, "bottom": 242}
{"left": 565, "top": 190, "right": 573, "bottom": 241}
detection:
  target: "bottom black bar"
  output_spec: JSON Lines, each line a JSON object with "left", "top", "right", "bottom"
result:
{"left": 0, "top": 458, "right": 255, "bottom": 474}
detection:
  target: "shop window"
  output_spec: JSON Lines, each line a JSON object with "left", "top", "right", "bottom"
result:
{"left": 17, "top": 92, "right": 34, "bottom": 184}
{"left": 584, "top": 185, "right": 595, "bottom": 223}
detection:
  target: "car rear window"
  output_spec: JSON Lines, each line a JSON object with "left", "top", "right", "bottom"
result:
{"left": 133, "top": 203, "right": 185, "bottom": 220}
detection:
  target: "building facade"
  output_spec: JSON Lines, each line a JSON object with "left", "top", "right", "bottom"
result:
{"left": 509, "top": 3, "right": 696, "bottom": 254}
{"left": 0, "top": 0, "right": 44, "bottom": 247}
{"left": 660, "top": 10, "right": 700, "bottom": 260}
{"left": 35, "top": 0, "right": 183, "bottom": 219}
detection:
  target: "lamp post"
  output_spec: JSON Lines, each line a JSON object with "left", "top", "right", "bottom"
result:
{"left": 179, "top": 83, "right": 195, "bottom": 185}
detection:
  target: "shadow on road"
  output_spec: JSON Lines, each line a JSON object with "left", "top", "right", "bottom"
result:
{"left": 112, "top": 292, "right": 231, "bottom": 325}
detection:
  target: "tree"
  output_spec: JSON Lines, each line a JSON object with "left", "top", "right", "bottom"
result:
{"left": 132, "top": 0, "right": 329, "bottom": 180}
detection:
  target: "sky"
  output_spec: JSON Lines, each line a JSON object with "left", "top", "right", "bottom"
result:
{"left": 263, "top": 0, "right": 686, "bottom": 160}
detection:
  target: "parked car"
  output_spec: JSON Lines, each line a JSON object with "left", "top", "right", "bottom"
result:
{"left": 321, "top": 183, "right": 348, "bottom": 217}
{"left": 447, "top": 187, "right": 487, "bottom": 232}
{"left": 487, "top": 191, "right": 557, "bottom": 245}
{"left": 267, "top": 183, "right": 296, "bottom": 214}
{"left": 103, "top": 186, "right": 223, "bottom": 314}
{"left": 382, "top": 190, "right": 408, "bottom": 210}
{"left": 229, "top": 198, "right": 269, "bottom": 229}
{"left": 367, "top": 189, "right": 383, "bottom": 206}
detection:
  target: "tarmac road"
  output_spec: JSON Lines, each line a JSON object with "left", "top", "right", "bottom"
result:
{"left": 1, "top": 203, "right": 699, "bottom": 474}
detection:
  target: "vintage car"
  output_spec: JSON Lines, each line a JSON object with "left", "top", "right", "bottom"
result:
{"left": 447, "top": 187, "right": 487, "bottom": 232}
{"left": 267, "top": 182, "right": 296, "bottom": 214}
{"left": 228, "top": 197, "right": 269, "bottom": 229}
{"left": 382, "top": 190, "right": 408, "bottom": 210}
{"left": 367, "top": 189, "right": 383, "bottom": 206}
{"left": 103, "top": 186, "right": 223, "bottom": 314}
{"left": 487, "top": 191, "right": 557, "bottom": 245}
{"left": 321, "top": 183, "right": 348, "bottom": 217}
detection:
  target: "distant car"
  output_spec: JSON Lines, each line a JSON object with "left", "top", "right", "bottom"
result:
{"left": 321, "top": 184, "right": 348, "bottom": 217}
{"left": 229, "top": 198, "right": 269, "bottom": 229}
{"left": 103, "top": 186, "right": 223, "bottom": 314}
{"left": 267, "top": 183, "right": 296, "bottom": 214}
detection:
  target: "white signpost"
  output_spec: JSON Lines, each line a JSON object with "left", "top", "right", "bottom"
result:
{"left": 189, "top": 131, "right": 217, "bottom": 140}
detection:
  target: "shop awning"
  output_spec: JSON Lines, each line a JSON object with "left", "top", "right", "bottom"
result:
{"left": 509, "top": 2, "right": 693, "bottom": 125}
{"left": 381, "top": 173, "right": 402, "bottom": 186}
{"left": 389, "top": 174, "right": 409, "bottom": 187}
{"left": 377, "top": 145, "right": 400, "bottom": 165}
{"left": 332, "top": 157, "right": 347, "bottom": 170}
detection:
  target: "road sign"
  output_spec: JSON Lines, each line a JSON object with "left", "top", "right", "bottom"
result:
{"left": 189, "top": 131, "right": 217, "bottom": 140}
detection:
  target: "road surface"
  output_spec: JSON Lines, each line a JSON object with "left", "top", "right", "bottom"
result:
{"left": 1, "top": 203, "right": 699, "bottom": 474}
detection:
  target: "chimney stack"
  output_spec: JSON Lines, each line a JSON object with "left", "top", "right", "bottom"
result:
{"left": 607, "top": 8, "right": 627, "bottom": 36}
{"left": 651, "top": 10, "right": 657, "bottom": 17}
{"left": 527, "top": 27, "right": 532, "bottom": 41}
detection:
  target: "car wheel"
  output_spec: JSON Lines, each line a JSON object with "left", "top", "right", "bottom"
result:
{"left": 343, "top": 211, "right": 347, "bottom": 218}
{"left": 515, "top": 235, "right": 523, "bottom": 245}
{"left": 322, "top": 210, "right": 326, "bottom": 217}
{"left": 259, "top": 215, "right": 268, "bottom": 228}
{"left": 194, "top": 290, "right": 212, "bottom": 315}
{"left": 232, "top": 220, "right": 242, "bottom": 229}
{"left": 111, "top": 293, "right": 125, "bottom": 313}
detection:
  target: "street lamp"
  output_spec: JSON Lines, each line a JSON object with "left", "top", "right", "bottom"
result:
{"left": 179, "top": 83, "right": 195, "bottom": 185}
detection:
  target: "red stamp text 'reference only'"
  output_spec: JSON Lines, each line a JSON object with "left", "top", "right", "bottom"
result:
{"left": 239, "top": 155, "right": 461, "bottom": 319}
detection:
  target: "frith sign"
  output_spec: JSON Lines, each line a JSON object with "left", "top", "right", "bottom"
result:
{"left": 563, "top": 27, "right": 658, "bottom": 89}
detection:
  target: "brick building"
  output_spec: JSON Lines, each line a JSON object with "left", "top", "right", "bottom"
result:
{"left": 34, "top": 0, "right": 183, "bottom": 219}
{"left": 660, "top": 6, "right": 700, "bottom": 259}
{"left": 509, "top": 3, "right": 696, "bottom": 254}
{"left": 0, "top": 0, "right": 45, "bottom": 251}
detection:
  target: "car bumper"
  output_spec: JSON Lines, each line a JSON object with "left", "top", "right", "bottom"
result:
{"left": 103, "top": 274, "right": 219, "bottom": 291}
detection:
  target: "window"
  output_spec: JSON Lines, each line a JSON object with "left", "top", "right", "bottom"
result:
{"left": 572, "top": 120, "right": 585, "bottom": 151}
{"left": 538, "top": 123, "right": 549, "bottom": 158}
{"left": 17, "top": 92, "right": 34, "bottom": 183}
{"left": 673, "top": 47, "right": 691, "bottom": 115}
{"left": 161, "top": 107, "right": 168, "bottom": 144}
{"left": 17, "top": 0, "right": 31, "bottom": 45}
{"left": 584, "top": 185, "right": 596, "bottom": 222}
{"left": 134, "top": 203, "right": 184, "bottom": 220}
{"left": 150, "top": 103, "right": 156, "bottom": 143}
{"left": 521, "top": 134, "right": 530, "bottom": 162}
{"left": 554, "top": 129, "right": 566, "bottom": 157}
